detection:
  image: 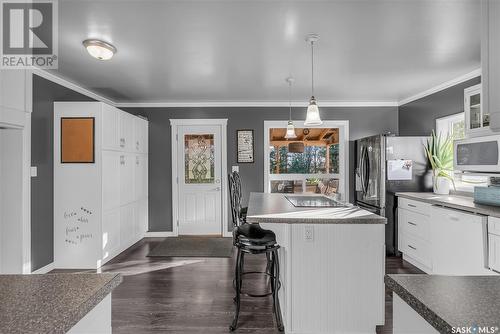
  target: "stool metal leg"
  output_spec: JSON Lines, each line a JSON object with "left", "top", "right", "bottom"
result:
{"left": 230, "top": 248, "right": 242, "bottom": 331}
{"left": 272, "top": 249, "right": 284, "bottom": 331}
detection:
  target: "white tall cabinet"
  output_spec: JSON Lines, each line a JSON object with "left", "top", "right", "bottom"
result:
{"left": 54, "top": 102, "right": 148, "bottom": 269}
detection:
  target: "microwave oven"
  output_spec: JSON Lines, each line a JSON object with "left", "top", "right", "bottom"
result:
{"left": 454, "top": 135, "right": 500, "bottom": 172}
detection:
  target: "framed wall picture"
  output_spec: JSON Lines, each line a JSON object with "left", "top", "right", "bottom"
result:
{"left": 61, "top": 117, "right": 95, "bottom": 163}
{"left": 237, "top": 129, "right": 254, "bottom": 163}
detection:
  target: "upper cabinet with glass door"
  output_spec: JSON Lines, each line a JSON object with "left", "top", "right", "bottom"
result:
{"left": 465, "top": 84, "right": 492, "bottom": 137}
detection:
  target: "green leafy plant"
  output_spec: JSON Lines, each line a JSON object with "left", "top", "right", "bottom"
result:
{"left": 424, "top": 131, "right": 455, "bottom": 190}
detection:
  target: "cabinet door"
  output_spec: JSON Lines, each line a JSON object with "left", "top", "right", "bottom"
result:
{"left": 134, "top": 154, "right": 145, "bottom": 201}
{"left": 102, "top": 151, "right": 121, "bottom": 211}
{"left": 102, "top": 104, "right": 121, "bottom": 150}
{"left": 489, "top": 234, "right": 500, "bottom": 272}
{"left": 142, "top": 120, "right": 149, "bottom": 153}
{"left": 120, "top": 112, "right": 135, "bottom": 152}
{"left": 136, "top": 199, "right": 148, "bottom": 239}
{"left": 102, "top": 208, "right": 121, "bottom": 261}
{"left": 120, "top": 153, "right": 135, "bottom": 206}
{"left": 120, "top": 204, "right": 135, "bottom": 247}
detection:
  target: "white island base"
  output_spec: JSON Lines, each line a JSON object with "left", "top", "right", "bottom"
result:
{"left": 247, "top": 193, "right": 386, "bottom": 333}
{"left": 261, "top": 222, "right": 385, "bottom": 334}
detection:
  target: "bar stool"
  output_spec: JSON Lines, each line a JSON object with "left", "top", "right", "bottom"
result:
{"left": 228, "top": 171, "right": 284, "bottom": 332}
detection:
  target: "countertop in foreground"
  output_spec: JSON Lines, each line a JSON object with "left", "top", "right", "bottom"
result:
{"left": 396, "top": 192, "right": 500, "bottom": 218}
{"left": 246, "top": 192, "right": 386, "bottom": 224}
{"left": 385, "top": 274, "right": 500, "bottom": 333}
{"left": 0, "top": 273, "right": 122, "bottom": 334}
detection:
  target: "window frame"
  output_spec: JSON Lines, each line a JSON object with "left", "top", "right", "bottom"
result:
{"left": 263, "top": 120, "right": 349, "bottom": 201}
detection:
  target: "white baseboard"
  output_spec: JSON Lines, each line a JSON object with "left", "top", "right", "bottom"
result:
{"left": 144, "top": 231, "right": 177, "bottom": 237}
{"left": 31, "top": 262, "right": 55, "bottom": 274}
{"left": 144, "top": 231, "right": 232, "bottom": 238}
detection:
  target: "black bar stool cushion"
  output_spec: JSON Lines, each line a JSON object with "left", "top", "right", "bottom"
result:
{"left": 235, "top": 223, "right": 276, "bottom": 246}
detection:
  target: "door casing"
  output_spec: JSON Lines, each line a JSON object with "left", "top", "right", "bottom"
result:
{"left": 170, "top": 119, "right": 229, "bottom": 237}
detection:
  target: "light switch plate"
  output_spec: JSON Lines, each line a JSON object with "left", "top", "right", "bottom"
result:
{"left": 30, "top": 166, "right": 37, "bottom": 177}
{"left": 232, "top": 166, "right": 239, "bottom": 172}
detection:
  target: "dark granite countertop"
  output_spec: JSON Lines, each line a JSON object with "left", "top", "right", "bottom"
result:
{"left": 386, "top": 274, "right": 500, "bottom": 333}
{"left": 246, "top": 192, "right": 386, "bottom": 224}
{"left": 396, "top": 192, "right": 500, "bottom": 218}
{"left": 0, "top": 273, "right": 122, "bottom": 334}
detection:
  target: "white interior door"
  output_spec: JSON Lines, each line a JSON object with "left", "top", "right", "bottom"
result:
{"left": 176, "top": 125, "right": 222, "bottom": 235}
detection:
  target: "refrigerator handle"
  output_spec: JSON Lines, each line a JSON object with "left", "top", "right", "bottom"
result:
{"left": 363, "top": 147, "right": 370, "bottom": 194}
{"left": 359, "top": 147, "right": 366, "bottom": 195}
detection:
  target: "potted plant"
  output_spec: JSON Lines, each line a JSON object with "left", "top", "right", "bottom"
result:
{"left": 424, "top": 131, "right": 455, "bottom": 195}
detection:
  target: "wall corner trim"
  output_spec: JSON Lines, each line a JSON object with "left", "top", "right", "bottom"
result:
{"left": 31, "top": 262, "right": 54, "bottom": 274}
{"left": 398, "top": 68, "right": 482, "bottom": 106}
{"left": 32, "top": 69, "right": 116, "bottom": 106}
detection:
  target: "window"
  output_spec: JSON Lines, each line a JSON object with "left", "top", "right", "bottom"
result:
{"left": 435, "top": 113, "right": 488, "bottom": 192}
{"left": 264, "top": 121, "right": 348, "bottom": 201}
{"left": 436, "top": 112, "right": 465, "bottom": 139}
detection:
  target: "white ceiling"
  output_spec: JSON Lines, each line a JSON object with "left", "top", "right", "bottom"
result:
{"left": 51, "top": 0, "right": 481, "bottom": 104}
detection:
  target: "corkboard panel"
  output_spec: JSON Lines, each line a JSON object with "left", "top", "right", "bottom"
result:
{"left": 61, "top": 117, "right": 95, "bottom": 163}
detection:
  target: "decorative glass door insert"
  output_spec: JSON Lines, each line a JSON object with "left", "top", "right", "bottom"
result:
{"left": 184, "top": 134, "right": 215, "bottom": 184}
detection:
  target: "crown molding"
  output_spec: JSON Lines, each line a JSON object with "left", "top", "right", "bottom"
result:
{"left": 31, "top": 69, "right": 116, "bottom": 106}
{"left": 398, "top": 68, "right": 481, "bottom": 106}
{"left": 115, "top": 101, "right": 399, "bottom": 108}
{"left": 32, "top": 68, "right": 481, "bottom": 109}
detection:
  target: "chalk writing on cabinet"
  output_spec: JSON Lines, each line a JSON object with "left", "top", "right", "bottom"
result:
{"left": 64, "top": 206, "right": 94, "bottom": 245}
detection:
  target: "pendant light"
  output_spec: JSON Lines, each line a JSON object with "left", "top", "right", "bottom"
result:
{"left": 304, "top": 34, "right": 323, "bottom": 126}
{"left": 284, "top": 77, "right": 297, "bottom": 139}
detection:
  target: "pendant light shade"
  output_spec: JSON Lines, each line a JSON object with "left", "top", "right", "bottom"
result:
{"left": 284, "top": 77, "right": 297, "bottom": 139}
{"left": 305, "top": 96, "right": 322, "bottom": 126}
{"left": 285, "top": 120, "right": 296, "bottom": 139}
{"left": 304, "top": 34, "right": 323, "bottom": 126}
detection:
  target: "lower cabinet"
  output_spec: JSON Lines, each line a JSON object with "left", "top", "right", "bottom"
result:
{"left": 102, "top": 208, "right": 121, "bottom": 262}
{"left": 398, "top": 197, "right": 494, "bottom": 275}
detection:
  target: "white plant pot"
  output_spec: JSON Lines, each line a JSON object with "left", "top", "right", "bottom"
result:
{"left": 433, "top": 176, "right": 450, "bottom": 195}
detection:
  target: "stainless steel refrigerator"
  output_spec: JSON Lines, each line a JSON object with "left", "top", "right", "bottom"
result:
{"left": 354, "top": 135, "right": 433, "bottom": 255}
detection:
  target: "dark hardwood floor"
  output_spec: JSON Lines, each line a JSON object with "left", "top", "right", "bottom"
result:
{"left": 57, "top": 238, "right": 423, "bottom": 333}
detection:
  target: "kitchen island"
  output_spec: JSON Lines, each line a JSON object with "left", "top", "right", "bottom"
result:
{"left": 246, "top": 192, "right": 386, "bottom": 334}
{"left": 0, "top": 273, "right": 122, "bottom": 334}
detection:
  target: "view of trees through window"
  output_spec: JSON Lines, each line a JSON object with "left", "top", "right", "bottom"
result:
{"left": 269, "top": 144, "right": 339, "bottom": 174}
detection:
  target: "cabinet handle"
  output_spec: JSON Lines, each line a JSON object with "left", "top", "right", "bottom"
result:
{"left": 120, "top": 138, "right": 125, "bottom": 148}
{"left": 449, "top": 216, "right": 460, "bottom": 221}
{"left": 120, "top": 155, "right": 125, "bottom": 165}
{"left": 408, "top": 222, "right": 417, "bottom": 226}
{"left": 408, "top": 245, "right": 417, "bottom": 250}
{"left": 407, "top": 204, "right": 417, "bottom": 208}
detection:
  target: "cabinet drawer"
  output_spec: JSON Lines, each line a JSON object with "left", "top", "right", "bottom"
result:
{"left": 489, "top": 216, "right": 500, "bottom": 236}
{"left": 399, "top": 208, "right": 430, "bottom": 241}
{"left": 398, "top": 198, "right": 431, "bottom": 215}
{"left": 401, "top": 233, "right": 432, "bottom": 269}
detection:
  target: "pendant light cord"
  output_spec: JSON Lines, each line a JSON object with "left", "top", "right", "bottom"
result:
{"left": 311, "top": 40, "right": 315, "bottom": 97}
{"left": 288, "top": 79, "right": 292, "bottom": 121}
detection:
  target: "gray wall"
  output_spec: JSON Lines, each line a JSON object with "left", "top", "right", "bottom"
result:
{"left": 31, "top": 75, "right": 95, "bottom": 271}
{"left": 399, "top": 77, "right": 481, "bottom": 135}
{"left": 125, "top": 106, "right": 398, "bottom": 232}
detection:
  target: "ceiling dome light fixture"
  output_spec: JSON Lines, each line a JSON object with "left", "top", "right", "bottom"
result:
{"left": 304, "top": 33, "right": 323, "bottom": 126}
{"left": 284, "top": 77, "right": 297, "bottom": 139}
{"left": 82, "top": 39, "right": 116, "bottom": 60}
